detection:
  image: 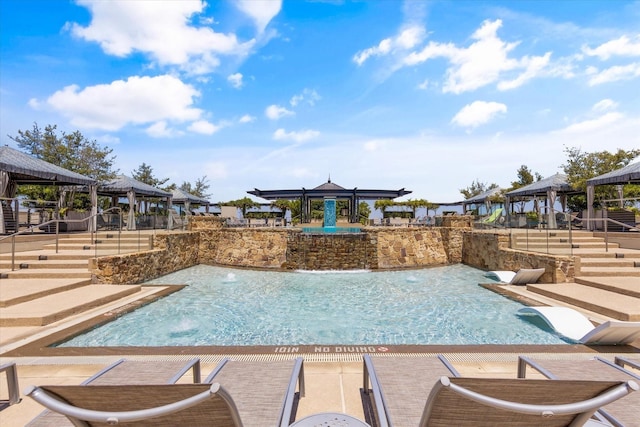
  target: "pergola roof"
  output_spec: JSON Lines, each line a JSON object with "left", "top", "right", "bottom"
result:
{"left": 0, "top": 145, "right": 96, "bottom": 186}
{"left": 586, "top": 161, "right": 640, "bottom": 186}
{"left": 99, "top": 175, "right": 171, "bottom": 197}
{"left": 458, "top": 187, "right": 503, "bottom": 204}
{"left": 248, "top": 179, "right": 412, "bottom": 201}
{"left": 171, "top": 188, "right": 210, "bottom": 205}
{"left": 505, "top": 173, "right": 576, "bottom": 198}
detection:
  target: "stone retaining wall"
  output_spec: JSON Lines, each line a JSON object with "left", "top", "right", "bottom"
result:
{"left": 461, "top": 230, "right": 575, "bottom": 283}
{"left": 92, "top": 216, "right": 575, "bottom": 283}
{"left": 91, "top": 232, "right": 200, "bottom": 284}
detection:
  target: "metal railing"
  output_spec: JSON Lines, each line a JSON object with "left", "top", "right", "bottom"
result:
{"left": 0, "top": 207, "right": 155, "bottom": 271}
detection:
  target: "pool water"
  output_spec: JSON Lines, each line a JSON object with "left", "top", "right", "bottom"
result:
{"left": 57, "top": 264, "right": 566, "bottom": 347}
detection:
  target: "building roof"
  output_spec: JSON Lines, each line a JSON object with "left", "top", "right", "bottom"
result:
{"left": 248, "top": 179, "right": 411, "bottom": 201}
{"left": 99, "top": 175, "right": 171, "bottom": 198}
{"left": 0, "top": 145, "right": 96, "bottom": 186}
{"left": 586, "top": 161, "right": 640, "bottom": 186}
{"left": 505, "top": 173, "right": 576, "bottom": 197}
{"left": 171, "top": 188, "right": 210, "bottom": 205}
{"left": 459, "top": 187, "right": 503, "bottom": 204}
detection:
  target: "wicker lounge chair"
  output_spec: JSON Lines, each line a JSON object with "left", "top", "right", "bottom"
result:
{"left": 362, "top": 354, "right": 460, "bottom": 426}
{"left": 26, "top": 358, "right": 202, "bottom": 426}
{"left": 518, "top": 356, "right": 640, "bottom": 427}
{"left": 485, "top": 268, "right": 545, "bottom": 285}
{"left": 26, "top": 357, "right": 304, "bottom": 427}
{"left": 364, "top": 354, "right": 637, "bottom": 427}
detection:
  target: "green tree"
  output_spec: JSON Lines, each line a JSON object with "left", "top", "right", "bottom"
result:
{"left": 9, "top": 122, "right": 118, "bottom": 210}
{"left": 358, "top": 201, "right": 371, "bottom": 224}
{"left": 562, "top": 147, "right": 640, "bottom": 211}
{"left": 270, "top": 199, "right": 292, "bottom": 218}
{"left": 225, "top": 197, "right": 260, "bottom": 217}
{"left": 459, "top": 179, "right": 498, "bottom": 199}
{"left": 507, "top": 165, "right": 542, "bottom": 213}
{"left": 132, "top": 163, "right": 170, "bottom": 189}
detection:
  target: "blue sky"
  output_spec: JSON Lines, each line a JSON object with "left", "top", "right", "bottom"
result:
{"left": 1, "top": 0, "right": 639, "bottom": 204}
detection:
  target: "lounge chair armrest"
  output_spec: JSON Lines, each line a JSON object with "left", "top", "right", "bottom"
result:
{"left": 362, "top": 355, "right": 390, "bottom": 427}
{"left": 25, "top": 383, "right": 222, "bottom": 424}
{"left": 280, "top": 357, "right": 305, "bottom": 427}
{"left": 517, "top": 356, "right": 557, "bottom": 379}
{"left": 0, "top": 362, "right": 21, "bottom": 405}
{"left": 423, "top": 377, "right": 638, "bottom": 422}
{"left": 171, "top": 358, "right": 201, "bottom": 383}
{"left": 614, "top": 356, "right": 640, "bottom": 372}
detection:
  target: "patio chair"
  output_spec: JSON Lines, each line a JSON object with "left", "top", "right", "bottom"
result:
{"left": 362, "top": 354, "right": 460, "bottom": 426}
{"left": 364, "top": 354, "right": 637, "bottom": 427}
{"left": 26, "top": 357, "right": 304, "bottom": 427}
{"left": 518, "top": 356, "right": 640, "bottom": 427}
{"left": 615, "top": 356, "right": 640, "bottom": 372}
{"left": 485, "top": 268, "right": 545, "bottom": 285}
{"left": 26, "top": 358, "right": 202, "bottom": 426}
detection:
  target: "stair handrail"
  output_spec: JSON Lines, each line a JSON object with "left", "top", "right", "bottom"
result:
{"left": 0, "top": 207, "right": 122, "bottom": 271}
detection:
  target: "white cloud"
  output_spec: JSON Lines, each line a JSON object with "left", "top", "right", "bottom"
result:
{"left": 227, "top": 73, "right": 243, "bottom": 89}
{"left": 204, "top": 161, "right": 228, "bottom": 179}
{"left": 239, "top": 114, "right": 255, "bottom": 123}
{"left": 42, "top": 75, "right": 202, "bottom": 131}
{"left": 353, "top": 25, "right": 425, "bottom": 66}
{"left": 234, "top": 0, "right": 281, "bottom": 33}
{"left": 592, "top": 99, "right": 618, "bottom": 112}
{"left": 402, "top": 19, "right": 551, "bottom": 93}
{"left": 497, "top": 53, "right": 551, "bottom": 90}
{"left": 559, "top": 112, "right": 625, "bottom": 133}
{"left": 290, "top": 88, "right": 321, "bottom": 107}
{"left": 273, "top": 128, "right": 320, "bottom": 142}
{"left": 146, "top": 121, "right": 180, "bottom": 138}
{"left": 582, "top": 35, "right": 640, "bottom": 60}
{"left": 188, "top": 120, "right": 222, "bottom": 135}
{"left": 587, "top": 63, "right": 640, "bottom": 85}
{"left": 451, "top": 101, "right": 507, "bottom": 128}
{"left": 265, "top": 104, "right": 294, "bottom": 120}
{"left": 70, "top": 0, "right": 255, "bottom": 74}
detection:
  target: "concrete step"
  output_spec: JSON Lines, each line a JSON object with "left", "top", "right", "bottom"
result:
{"left": 0, "top": 278, "right": 93, "bottom": 307}
{"left": 578, "top": 266, "right": 640, "bottom": 277}
{"left": 42, "top": 243, "right": 149, "bottom": 251}
{"left": 0, "top": 259, "right": 89, "bottom": 270}
{"left": 0, "top": 284, "right": 142, "bottom": 326}
{"left": 0, "top": 252, "right": 94, "bottom": 261}
{"left": 526, "top": 283, "right": 640, "bottom": 321}
{"left": 0, "top": 268, "right": 92, "bottom": 279}
{"left": 579, "top": 258, "right": 640, "bottom": 268}
{"left": 574, "top": 276, "right": 640, "bottom": 299}
{"left": 514, "top": 242, "right": 618, "bottom": 249}
{"left": 578, "top": 252, "right": 640, "bottom": 259}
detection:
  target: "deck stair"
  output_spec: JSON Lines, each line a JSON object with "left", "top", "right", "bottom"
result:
{"left": 508, "top": 230, "right": 640, "bottom": 321}
{"left": 525, "top": 282, "right": 640, "bottom": 321}
{"left": 0, "top": 283, "right": 141, "bottom": 326}
{"left": 0, "top": 231, "right": 158, "bottom": 335}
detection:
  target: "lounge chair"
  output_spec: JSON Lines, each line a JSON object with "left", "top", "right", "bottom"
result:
{"left": 363, "top": 354, "right": 637, "bottom": 427}
{"left": 615, "top": 356, "right": 640, "bottom": 371}
{"left": 518, "top": 356, "right": 640, "bottom": 426}
{"left": 26, "top": 358, "right": 202, "bottom": 426}
{"left": 479, "top": 208, "right": 504, "bottom": 226}
{"left": 26, "top": 357, "right": 304, "bottom": 427}
{"left": 485, "top": 268, "right": 545, "bottom": 285}
{"left": 362, "top": 354, "right": 460, "bottom": 426}
{"left": 518, "top": 306, "right": 640, "bottom": 344}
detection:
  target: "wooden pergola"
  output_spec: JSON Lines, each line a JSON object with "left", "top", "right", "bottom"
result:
{"left": 248, "top": 178, "right": 411, "bottom": 223}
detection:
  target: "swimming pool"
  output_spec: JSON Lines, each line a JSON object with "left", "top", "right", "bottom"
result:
{"left": 57, "top": 264, "right": 566, "bottom": 347}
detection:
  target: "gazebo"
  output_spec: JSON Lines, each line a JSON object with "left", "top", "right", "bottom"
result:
{"left": 505, "top": 173, "right": 577, "bottom": 229}
{"left": 171, "top": 188, "right": 211, "bottom": 214}
{"left": 0, "top": 146, "right": 97, "bottom": 233}
{"left": 586, "top": 161, "right": 640, "bottom": 230}
{"left": 98, "top": 175, "right": 172, "bottom": 230}
{"left": 248, "top": 178, "right": 412, "bottom": 223}
{"left": 458, "top": 187, "right": 504, "bottom": 216}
